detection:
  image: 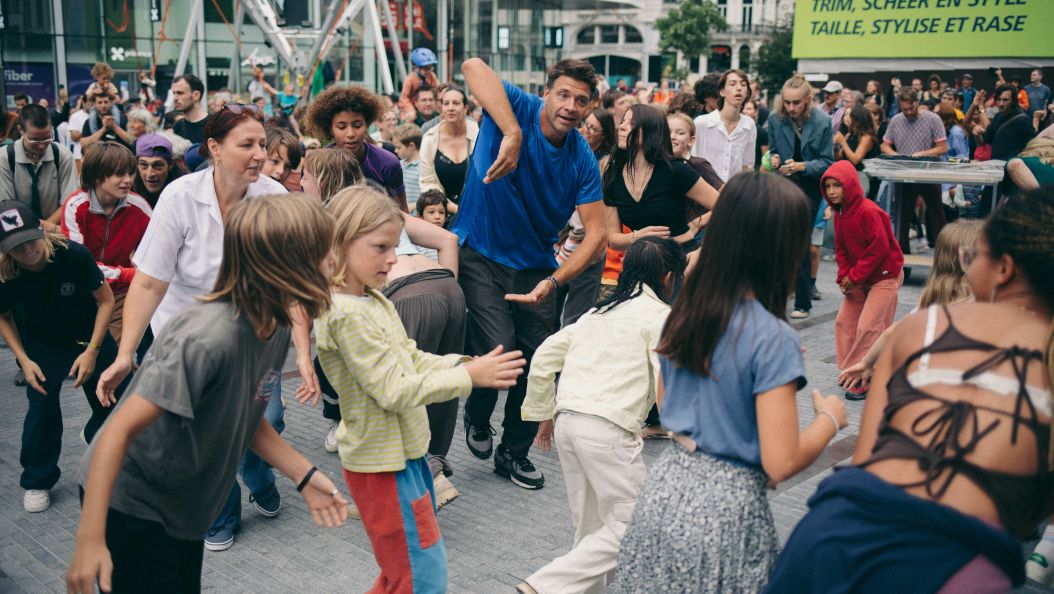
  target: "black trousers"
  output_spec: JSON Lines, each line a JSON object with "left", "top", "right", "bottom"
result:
{"left": 20, "top": 333, "right": 127, "bottom": 490}
{"left": 895, "top": 183, "right": 945, "bottom": 254}
{"left": 459, "top": 247, "right": 557, "bottom": 457}
{"left": 106, "top": 507, "right": 203, "bottom": 593}
{"left": 555, "top": 254, "right": 604, "bottom": 328}
{"left": 792, "top": 175, "right": 824, "bottom": 313}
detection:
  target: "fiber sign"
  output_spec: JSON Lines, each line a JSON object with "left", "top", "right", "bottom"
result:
{"left": 792, "top": 0, "right": 1054, "bottom": 59}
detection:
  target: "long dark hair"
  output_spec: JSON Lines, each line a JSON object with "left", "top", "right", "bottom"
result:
{"left": 657, "top": 172, "right": 810, "bottom": 376}
{"left": 845, "top": 103, "right": 875, "bottom": 138}
{"left": 591, "top": 108, "right": 617, "bottom": 158}
{"left": 595, "top": 237, "right": 685, "bottom": 314}
{"left": 602, "top": 104, "right": 673, "bottom": 195}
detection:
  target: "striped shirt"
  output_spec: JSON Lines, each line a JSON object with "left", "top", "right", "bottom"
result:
{"left": 402, "top": 159, "right": 421, "bottom": 213}
{"left": 316, "top": 290, "right": 471, "bottom": 472}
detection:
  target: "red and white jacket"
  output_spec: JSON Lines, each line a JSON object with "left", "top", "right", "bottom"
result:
{"left": 61, "top": 189, "right": 153, "bottom": 294}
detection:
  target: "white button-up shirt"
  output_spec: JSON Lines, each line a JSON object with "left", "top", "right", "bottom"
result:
{"left": 691, "top": 110, "right": 757, "bottom": 184}
{"left": 132, "top": 167, "right": 286, "bottom": 335}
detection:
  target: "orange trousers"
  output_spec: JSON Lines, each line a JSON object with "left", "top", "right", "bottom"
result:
{"left": 835, "top": 272, "right": 903, "bottom": 373}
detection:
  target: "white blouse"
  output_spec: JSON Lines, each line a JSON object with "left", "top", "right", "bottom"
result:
{"left": 132, "top": 167, "right": 287, "bottom": 335}
{"left": 691, "top": 110, "right": 757, "bottom": 184}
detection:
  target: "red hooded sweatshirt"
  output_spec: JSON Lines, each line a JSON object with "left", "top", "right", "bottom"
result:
{"left": 821, "top": 160, "right": 904, "bottom": 287}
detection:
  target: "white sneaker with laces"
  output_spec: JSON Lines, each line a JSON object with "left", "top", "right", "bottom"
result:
{"left": 1028, "top": 526, "right": 1054, "bottom": 585}
{"left": 790, "top": 309, "right": 809, "bottom": 319}
{"left": 324, "top": 421, "right": 339, "bottom": 453}
{"left": 23, "top": 489, "right": 50, "bottom": 513}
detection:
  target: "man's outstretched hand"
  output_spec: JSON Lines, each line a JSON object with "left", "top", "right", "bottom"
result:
{"left": 505, "top": 278, "right": 556, "bottom": 304}
{"left": 484, "top": 129, "right": 522, "bottom": 183}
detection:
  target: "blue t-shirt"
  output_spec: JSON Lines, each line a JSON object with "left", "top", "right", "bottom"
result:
{"left": 451, "top": 81, "right": 603, "bottom": 271}
{"left": 659, "top": 299, "right": 807, "bottom": 467}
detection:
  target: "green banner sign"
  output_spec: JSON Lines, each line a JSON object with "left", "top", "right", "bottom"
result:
{"left": 792, "top": 0, "right": 1054, "bottom": 59}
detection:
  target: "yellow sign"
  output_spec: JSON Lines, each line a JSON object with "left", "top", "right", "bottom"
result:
{"left": 792, "top": 0, "right": 1054, "bottom": 59}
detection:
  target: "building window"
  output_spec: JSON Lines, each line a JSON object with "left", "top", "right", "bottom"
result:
{"left": 624, "top": 26, "right": 642, "bottom": 44}
{"left": 742, "top": 0, "right": 754, "bottom": 32}
{"left": 716, "top": 0, "right": 728, "bottom": 19}
{"left": 709, "top": 45, "right": 731, "bottom": 72}
{"left": 739, "top": 44, "right": 751, "bottom": 72}
{"left": 577, "top": 26, "right": 595, "bottom": 45}
{"left": 600, "top": 24, "right": 619, "bottom": 44}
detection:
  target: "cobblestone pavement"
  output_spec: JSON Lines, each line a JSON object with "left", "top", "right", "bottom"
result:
{"left": 0, "top": 259, "right": 1050, "bottom": 593}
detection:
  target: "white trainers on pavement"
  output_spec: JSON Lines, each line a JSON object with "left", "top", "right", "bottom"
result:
{"left": 324, "top": 421, "right": 339, "bottom": 453}
{"left": 23, "top": 489, "right": 50, "bottom": 513}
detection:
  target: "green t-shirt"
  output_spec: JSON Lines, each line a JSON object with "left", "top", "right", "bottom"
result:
{"left": 79, "top": 300, "right": 290, "bottom": 540}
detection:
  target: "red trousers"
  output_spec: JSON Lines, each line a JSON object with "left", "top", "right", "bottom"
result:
{"left": 835, "top": 272, "right": 903, "bottom": 373}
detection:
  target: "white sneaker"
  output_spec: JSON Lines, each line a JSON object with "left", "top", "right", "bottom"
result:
{"left": 324, "top": 421, "right": 339, "bottom": 453}
{"left": 1028, "top": 527, "right": 1054, "bottom": 585}
{"left": 23, "top": 490, "right": 50, "bottom": 513}
{"left": 1028, "top": 551, "right": 1054, "bottom": 585}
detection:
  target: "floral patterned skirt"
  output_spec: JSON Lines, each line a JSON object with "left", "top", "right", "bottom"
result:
{"left": 613, "top": 443, "right": 780, "bottom": 594}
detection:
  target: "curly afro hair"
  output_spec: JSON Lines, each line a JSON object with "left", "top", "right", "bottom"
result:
{"left": 306, "top": 84, "right": 384, "bottom": 141}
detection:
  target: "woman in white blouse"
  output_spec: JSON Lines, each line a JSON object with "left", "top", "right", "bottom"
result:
{"left": 692, "top": 69, "right": 757, "bottom": 184}
{"left": 419, "top": 86, "right": 479, "bottom": 215}
{"left": 95, "top": 103, "right": 312, "bottom": 551}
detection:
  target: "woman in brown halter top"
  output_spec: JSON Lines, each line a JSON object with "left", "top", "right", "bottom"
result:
{"left": 765, "top": 188, "right": 1054, "bottom": 594}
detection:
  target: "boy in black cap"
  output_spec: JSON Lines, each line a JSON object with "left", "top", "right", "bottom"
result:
{"left": 0, "top": 200, "right": 127, "bottom": 513}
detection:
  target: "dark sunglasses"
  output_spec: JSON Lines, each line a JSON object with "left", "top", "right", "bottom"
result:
{"left": 223, "top": 103, "right": 263, "bottom": 117}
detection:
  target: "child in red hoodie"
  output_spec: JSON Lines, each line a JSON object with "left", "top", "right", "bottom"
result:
{"left": 821, "top": 160, "right": 904, "bottom": 400}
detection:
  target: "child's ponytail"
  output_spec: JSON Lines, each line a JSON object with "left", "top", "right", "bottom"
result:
{"left": 595, "top": 237, "right": 684, "bottom": 314}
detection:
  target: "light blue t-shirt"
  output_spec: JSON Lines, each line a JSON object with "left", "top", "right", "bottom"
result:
{"left": 451, "top": 81, "right": 603, "bottom": 271}
{"left": 659, "top": 299, "right": 807, "bottom": 468}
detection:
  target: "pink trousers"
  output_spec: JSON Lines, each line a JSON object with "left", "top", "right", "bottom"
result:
{"left": 835, "top": 272, "right": 903, "bottom": 372}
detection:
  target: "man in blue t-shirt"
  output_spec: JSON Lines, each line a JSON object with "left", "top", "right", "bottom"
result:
{"left": 453, "top": 58, "right": 605, "bottom": 490}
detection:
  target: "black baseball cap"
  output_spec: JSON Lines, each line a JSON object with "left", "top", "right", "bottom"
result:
{"left": 0, "top": 200, "right": 44, "bottom": 254}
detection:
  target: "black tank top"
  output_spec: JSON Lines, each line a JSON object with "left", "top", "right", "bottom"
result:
{"left": 861, "top": 305, "right": 1053, "bottom": 538}
{"left": 435, "top": 148, "right": 468, "bottom": 203}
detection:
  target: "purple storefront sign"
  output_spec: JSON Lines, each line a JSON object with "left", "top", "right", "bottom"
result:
{"left": 67, "top": 65, "right": 97, "bottom": 102}
{"left": 3, "top": 63, "right": 55, "bottom": 109}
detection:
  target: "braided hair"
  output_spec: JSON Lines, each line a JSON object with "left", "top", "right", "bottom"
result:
{"left": 982, "top": 189, "right": 1054, "bottom": 466}
{"left": 594, "top": 237, "right": 685, "bottom": 315}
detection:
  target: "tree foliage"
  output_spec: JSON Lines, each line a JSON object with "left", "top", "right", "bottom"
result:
{"left": 655, "top": 0, "right": 729, "bottom": 60}
{"left": 755, "top": 23, "right": 797, "bottom": 94}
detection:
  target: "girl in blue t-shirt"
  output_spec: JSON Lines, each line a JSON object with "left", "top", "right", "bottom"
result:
{"left": 0, "top": 200, "right": 127, "bottom": 514}
{"left": 614, "top": 172, "right": 848, "bottom": 593}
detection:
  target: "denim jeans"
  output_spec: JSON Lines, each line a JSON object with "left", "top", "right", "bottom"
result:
{"left": 20, "top": 333, "right": 127, "bottom": 490}
{"left": 209, "top": 382, "right": 285, "bottom": 531}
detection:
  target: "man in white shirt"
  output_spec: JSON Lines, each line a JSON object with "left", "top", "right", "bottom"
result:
{"left": 692, "top": 69, "right": 756, "bottom": 184}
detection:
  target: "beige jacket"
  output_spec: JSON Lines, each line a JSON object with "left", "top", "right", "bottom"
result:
{"left": 419, "top": 119, "right": 479, "bottom": 194}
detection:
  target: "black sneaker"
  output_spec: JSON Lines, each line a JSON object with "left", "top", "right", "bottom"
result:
{"left": 810, "top": 285, "right": 822, "bottom": 300}
{"left": 249, "top": 485, "right": 281, "bottom": 518}
{"left": 464, "top": 412, "right": 495, "bottom": 459}
{"left": 494, "top": 444, "right": 544, "bottom": 490}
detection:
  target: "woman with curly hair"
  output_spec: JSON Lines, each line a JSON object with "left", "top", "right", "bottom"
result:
{"left": 306, "top": 84, "right": 408, "bottom": 212}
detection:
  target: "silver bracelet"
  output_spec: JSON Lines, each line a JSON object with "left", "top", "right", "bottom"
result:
{"left": 818, "top": 410, "right": 841, "bottom": 435}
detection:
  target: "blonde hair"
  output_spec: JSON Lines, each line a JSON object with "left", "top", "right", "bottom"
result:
{"left": 201, "top": 194, "right": 334, "bottom": 338}
{"left": 0, "top": 230, "right": 68, "bottom": 282}
{"left": 917, "top": 220, "right": 983, "bottom": 309}
{"left": 773, "top": 74, "right": 813, "bottom": 121}
{"left": 326, "top": 186, "right": 404, "bottom": 288}
{"left": 667, "top": 112, "right": 696, "bottom": 137}
{"left": 303, "top": 148, "right": 364, "bottom": 203}
{"left": 1019, "top": 137, "right": 1054, "bottom": 167}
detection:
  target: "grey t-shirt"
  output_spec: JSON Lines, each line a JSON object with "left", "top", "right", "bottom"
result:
{"left": 79, "top": 300, "right": 291, "bottom": 540}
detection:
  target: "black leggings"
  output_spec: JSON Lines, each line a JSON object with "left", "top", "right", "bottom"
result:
{"left": 320, "top": 269, "right": 466, "bottom": 459}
